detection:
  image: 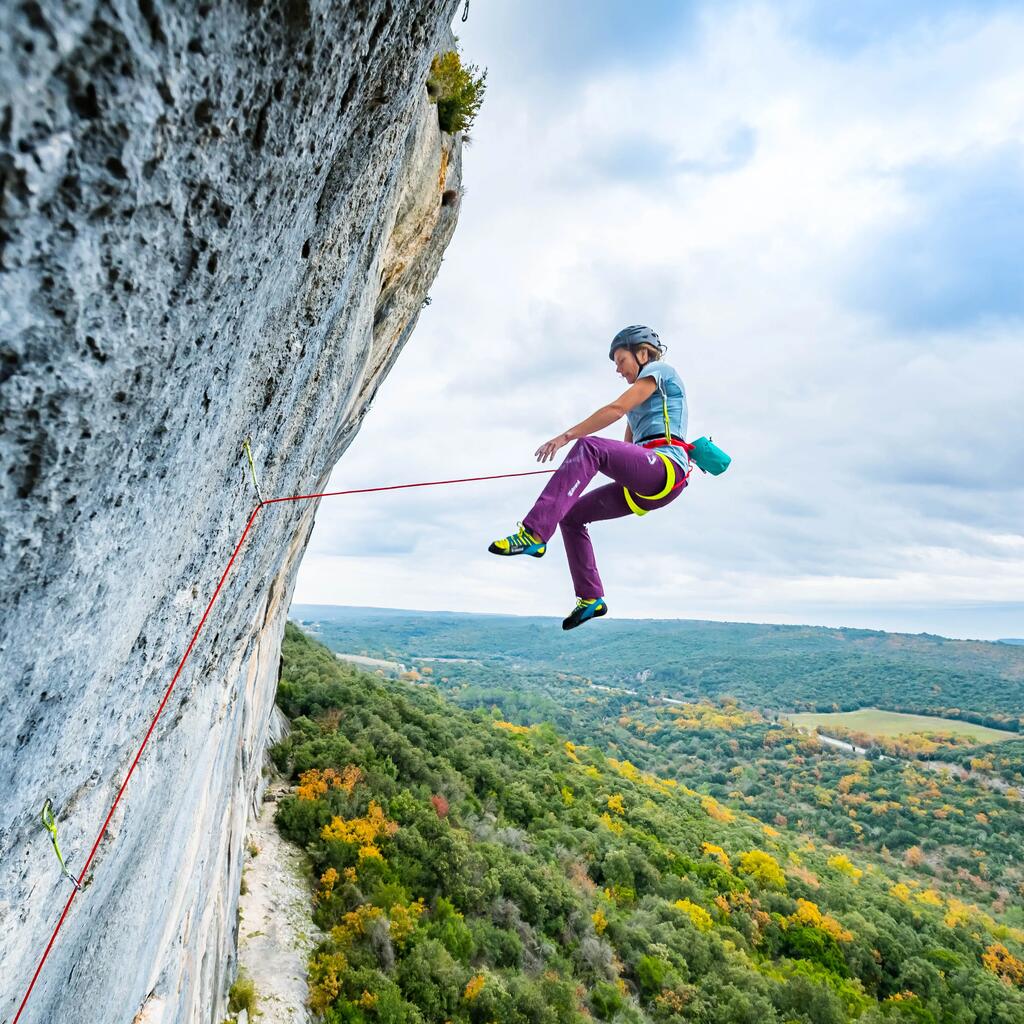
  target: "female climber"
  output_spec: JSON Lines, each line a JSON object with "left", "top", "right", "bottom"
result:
{"left": 489, "top": 325, "right": 690, "bottom": 630}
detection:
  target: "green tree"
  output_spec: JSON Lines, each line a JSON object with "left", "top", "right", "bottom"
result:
{"left": 427, "top": 51, "right": 487, "bottom": 134}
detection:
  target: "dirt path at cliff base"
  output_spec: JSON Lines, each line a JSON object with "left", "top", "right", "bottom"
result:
{"left": 234, "top": 779, "right": 321, "bottom": 1023}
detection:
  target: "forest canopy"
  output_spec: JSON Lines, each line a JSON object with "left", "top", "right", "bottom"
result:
{"left": 271, "top": 622, "right": 1024, "bottom": 1024}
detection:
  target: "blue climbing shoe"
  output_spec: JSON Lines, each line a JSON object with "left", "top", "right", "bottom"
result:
{"left": 488, "top": 523, "right": 546, "bottom": 557}
{"left": 562, "top": 597, "right": 608, "bottom": 630}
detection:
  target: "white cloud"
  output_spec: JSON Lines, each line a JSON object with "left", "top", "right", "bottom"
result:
{"left": 293, "top": 1, "right": 1024, "bottom": 640}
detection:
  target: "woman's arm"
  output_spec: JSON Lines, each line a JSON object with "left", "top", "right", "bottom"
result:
{"left": 535, "top": 377, "right": 656, "bottom": 462}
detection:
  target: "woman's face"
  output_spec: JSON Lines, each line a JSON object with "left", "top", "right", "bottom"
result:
{"left": 614, "top": 347, "right": 642, "bottom": 383}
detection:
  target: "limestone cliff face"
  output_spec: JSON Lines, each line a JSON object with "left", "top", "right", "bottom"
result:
{"left": 0, "top": 2, "right": 462, "bottom": 1021}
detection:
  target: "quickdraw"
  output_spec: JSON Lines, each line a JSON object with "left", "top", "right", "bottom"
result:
{"left": 41, "top": 799, "right": 82, "bottom": 892}
{"left": 241, "top": 437, "right": 265, "bottom": 505}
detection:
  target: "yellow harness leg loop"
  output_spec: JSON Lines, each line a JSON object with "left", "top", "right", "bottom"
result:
{"left": 624, "top": 451, "right": 676, "bottom": 517}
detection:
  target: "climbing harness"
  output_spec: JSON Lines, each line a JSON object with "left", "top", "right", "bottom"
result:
{"left": 623, "top": 376, "right": 691, "bottom": 515}
{"left": 623, "top": 369, "right": 731, "bottom": 514}
{"left": 623, "top": 448, "right": 685, "bottom": 516}
{"left": 241, "top": 438, "right": 264, "bottom": 505}
{"left": 41, "top": 799, "right": 82, "bottom": 892}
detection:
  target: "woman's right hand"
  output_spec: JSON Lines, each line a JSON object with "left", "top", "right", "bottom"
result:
{"left": 535, "top": 433, "right": 570, "bottom": 463}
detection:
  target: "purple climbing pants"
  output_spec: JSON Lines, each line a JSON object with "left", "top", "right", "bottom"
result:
{"left": 523, "top": 436, "right": 686, "bottom": 599}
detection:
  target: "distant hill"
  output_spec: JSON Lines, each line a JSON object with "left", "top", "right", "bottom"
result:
{"left": 999, "top": 638, "right": 1024, "bottom": 645}
{"left": 292, "top": 605, "right": 1024, "bottom": 730}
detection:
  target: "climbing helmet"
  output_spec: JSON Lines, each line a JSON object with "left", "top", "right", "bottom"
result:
{"left": 609, "top": 325, "right": 664, "bottom": 360}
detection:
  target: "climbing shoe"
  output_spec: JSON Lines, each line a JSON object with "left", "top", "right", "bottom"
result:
{"left": 562, "top": 597, "right": 608, "bottom": 630}
{"left": 488, "top": 523, "right": 546, "bottom": 557}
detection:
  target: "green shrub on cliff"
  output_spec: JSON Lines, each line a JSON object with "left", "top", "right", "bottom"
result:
{"left": 428, "top": 50, "right": 486, "bottom": 134}
{"left": 228, "top": 972, "right": 256, "bottom": 1015}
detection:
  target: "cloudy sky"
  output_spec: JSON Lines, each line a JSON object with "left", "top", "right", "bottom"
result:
{"left": 293, "top": 0, "right": 1024, "bottom": 641}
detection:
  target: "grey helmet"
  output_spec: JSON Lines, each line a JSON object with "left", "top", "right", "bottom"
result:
{"left": 609, "top": 324, "right": 665, "bottom": 360}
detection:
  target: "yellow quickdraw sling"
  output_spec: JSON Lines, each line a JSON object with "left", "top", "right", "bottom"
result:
{"left": 41, "top": 798, "right": 82, "bottom": 891}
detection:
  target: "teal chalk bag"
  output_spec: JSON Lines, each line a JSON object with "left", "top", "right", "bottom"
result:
{"left": 688, "top": 436, "right": 731, "bottom": 476}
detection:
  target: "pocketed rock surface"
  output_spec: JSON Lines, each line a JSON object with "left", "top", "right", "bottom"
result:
{"left": 0, "top": 1, "right": 462, "bottom": 1020}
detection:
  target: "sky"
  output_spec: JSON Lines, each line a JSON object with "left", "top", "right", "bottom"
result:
{"left": 292, "top": 0, "right": 1024, "bottom": 641}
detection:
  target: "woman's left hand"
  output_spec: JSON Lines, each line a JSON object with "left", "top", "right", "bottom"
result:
{"left": 535, "top": 433, "right": 570, "bottom": 463}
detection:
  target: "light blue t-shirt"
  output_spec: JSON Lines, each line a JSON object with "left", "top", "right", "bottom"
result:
{"left": 626, "top": 361, "right": 689, "bottom": 471}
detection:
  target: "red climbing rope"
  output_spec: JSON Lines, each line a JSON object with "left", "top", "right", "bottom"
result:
{"left": 261, "top": 468, "right": 557, "bottom": 505}
{"left": 11, "top": 466, "right": 554, "bottom": 1023}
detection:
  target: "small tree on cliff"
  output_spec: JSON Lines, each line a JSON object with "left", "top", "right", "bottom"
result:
{"left": 428, "top": 50, "right": 487, "bottom": 134}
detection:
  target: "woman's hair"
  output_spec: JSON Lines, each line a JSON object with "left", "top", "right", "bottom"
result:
{"left": 633, "top": 341, "right": 666, "bottom": 365}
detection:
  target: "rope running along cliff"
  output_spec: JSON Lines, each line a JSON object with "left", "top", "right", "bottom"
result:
{"left": 11, "top": 466, "right": 555, "bottom": 1024}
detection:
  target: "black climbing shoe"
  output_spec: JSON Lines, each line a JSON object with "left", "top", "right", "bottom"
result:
{"left": 562, "top": 597, "right": 608, "bottom": 630}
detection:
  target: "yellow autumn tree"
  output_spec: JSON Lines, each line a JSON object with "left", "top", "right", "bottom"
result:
{"left": 982, "top": 943, "right": 1024, "bottom": 986}
{"left": 315, "top": 867, "right": 339, "bottom": 905}
{"left": 308, "top": 951, "right": 348, "bottom": 1014}
{"left": 296, "top": 769, "right": 328, "bottom": 802}
{"left": 889, "top": 883, "right": 912, "bottom": 904}
{"left": 827, "top": 854, "right": 863, "bottom": 883}
{"left": 609, "top": 758, "right": 642, "bottom": 783}
{"left": 321, "top": 800, "right": 398, "bottom": 860}
{"left": 297, "top": 768, "right": 338, "bottom": 801}
{"left": 674, "top": 899, "right": 714, "bottom": 932}
{"left": 464, "top": 974, "right": 487, "bottom": 1000}
{"left": 338, "top": 764, "right": 364, "bottom": 794}
{"left": 388, "top": 898, "right": 425, "bottom": 947}
{"left": 790, "top": 898, "right": 853, "bottom": 942}
{"left": 493, "top": 720, "right": 530, "bottom": 734}
{"left": 297, "top": 764, "right": 363, "bottom": 801}
{"left": 944, "top": 899, "right": 971, "bottom": 928}
{"left": 599, "top": 811, "right": 624, "bottom": 835}
{"left": 702, "top": 842, "right": 732, "bottom": 871}
{"left": 331, "top": 904, "right": 384, "bottom": 949}
{"left": 738, "top": 850, "right": 786, "bottom": 891}
{"left": 904, "top": 846, "right": 924, "bottom": 867}
{"left": 837, "top": 773, "right": 861, "bottom": 795}
{"left": 701, "top": 795, "right": 735, "bottom": 822}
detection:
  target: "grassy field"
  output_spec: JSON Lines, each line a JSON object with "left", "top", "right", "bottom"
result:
{"left": 786, "top": 708, "right": 1019, "bottom": 744}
